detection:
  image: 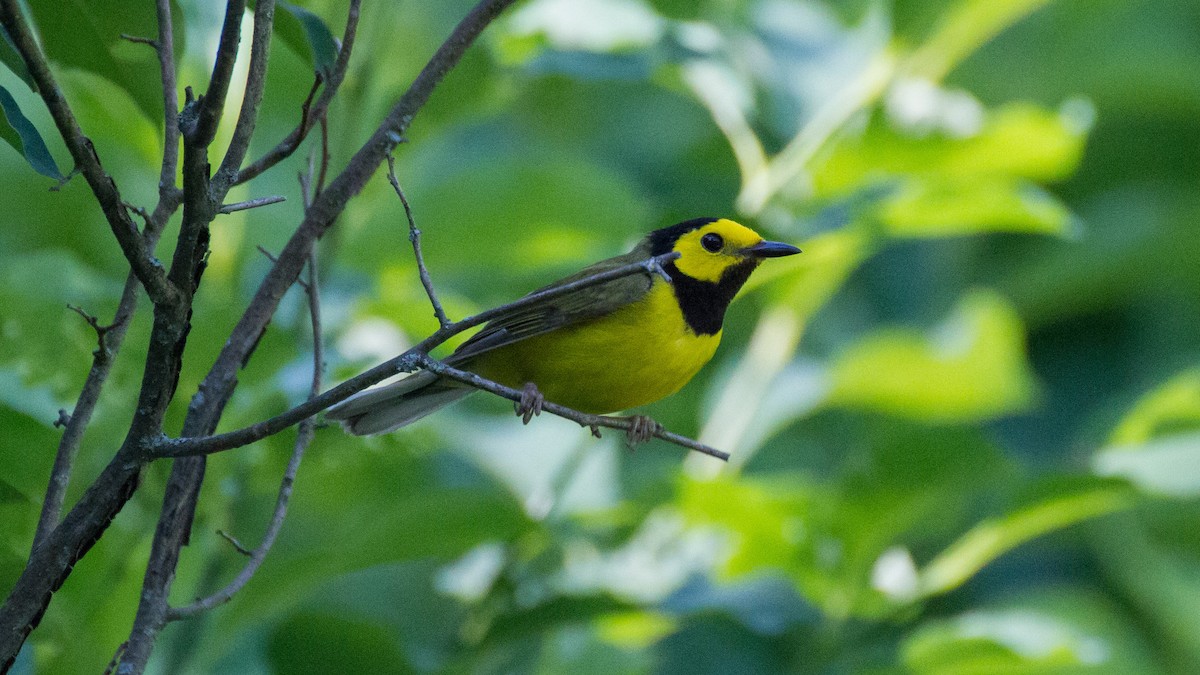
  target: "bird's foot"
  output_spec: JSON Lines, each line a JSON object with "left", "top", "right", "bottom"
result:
{"left": 624, "top": 415, "right": 662, "bottom": 447}
{"left": 515, "top": 382, "right": 544, "bottom": 424}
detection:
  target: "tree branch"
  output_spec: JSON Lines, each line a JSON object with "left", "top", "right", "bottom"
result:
{"left": 187, "top": 0, "right": 246, "bottom": 147}
{"left": 234, "top": 0, "right": 361, "bottom": 186}
{"left": 153, "top": 0, "right": 181, "bottom": 201}
{"left": 218, "top": 195, "right": 286, "bottom": 214}
{"left": 0, "top": 2, "right": 518, "bottom": 669}
{"left": 211, "top": 0, "right": 276, "bottom": 194}
{"left": 0, "top": 0, "right": 177, "bottom": 306}
{"left": 167, "top": 251, "right": 323, "bottom": 622}
{"left": 155, "top": 252, "right": 683, "bottom": 459}
{"left": 386, "top": 154, "right": 450, "bottom": 328}
{"left": 117, "top": 5, "right": 274, "bottom": 670}
{"left": 421, "top": 356, "right": 730, "bottom": 461}
{"left": 31, "top": 195, "right": 179, "bottom": 552}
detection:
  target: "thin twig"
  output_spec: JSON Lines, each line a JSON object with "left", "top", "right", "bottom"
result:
{"left": 103, "top": 641, "right": 127, "bottom": 675}
{"left": 0, "top": 0, "right": 177, "bottom": 306}
{"left": 119, "top": 33, "right": 157, "bottom": 47}
{"left": 155, "top": 251, "right": 684, "bottom": 459}
{"left": 153, "top": 0, "right": 180, "bottom": 200}
{"left": 216, "top": 530, "right": 252, "bottom": 557}
{"left": 66, "top": 304, "right": 111, "bottom": 355}
{"left": 218, "top": 195, "right": 286, "bottom": 214}
{"left": 312, "top": 118, "right": 328, "bottom": 197}
{"left": 385, "top": 154, "right": 450, "bottom": 328}
{"left": 234, "top": 0, "right": 361, "bottom": 185}
{"left": 211, "top": 0, "right": 276, "bottom": 194}
{"left": 422, "top": 356, "right": 729, "bottom": 461}
{"left": 168, "top": 250, "right": 324, "bottom": 622}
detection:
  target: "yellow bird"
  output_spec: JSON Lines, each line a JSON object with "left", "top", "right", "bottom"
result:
{"left": 326, "top": 217, "right": 800, "bottom": 437}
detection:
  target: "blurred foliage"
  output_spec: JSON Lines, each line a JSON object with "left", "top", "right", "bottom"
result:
{"left": 1, "top": 0, "right": 1199, "bottom": 673}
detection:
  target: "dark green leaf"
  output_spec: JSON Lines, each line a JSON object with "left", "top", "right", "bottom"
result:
{"left": 276, "top": 2, "right": 338, "bottom": 76}
{"left": 0, "top": 23, "right": 35, "bottom": 89}
{"left": 24, "top": 0, "right": 183, "bottom": 125}
{"left": 268, "top": 611, "right": 413, "bottom": 675}
{"left": 0, "top": 85, "right": 63, "bottom": 179}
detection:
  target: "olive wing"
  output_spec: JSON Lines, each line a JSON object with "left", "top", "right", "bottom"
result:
{"left": 447, "top": 246, "right": 656, "bottom": 365}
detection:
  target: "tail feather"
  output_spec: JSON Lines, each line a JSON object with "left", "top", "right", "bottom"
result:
{"left": 325, "top": 371, "right": 473, "bottom": 435}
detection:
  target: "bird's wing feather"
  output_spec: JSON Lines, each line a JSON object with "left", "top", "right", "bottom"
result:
{"left": 448, "top": 243, "right": 656, "bottom": 364}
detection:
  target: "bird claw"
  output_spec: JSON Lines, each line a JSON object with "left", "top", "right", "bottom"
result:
{"left": 515, "top": 382, "right": 544, "bottom": 424}
{"left": 625, "top": 415, "right": 662, "bottom": 447}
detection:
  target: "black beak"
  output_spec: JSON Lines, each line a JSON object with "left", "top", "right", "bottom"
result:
{"left": 743, "top": 240, "right": 801, "bottom": 258}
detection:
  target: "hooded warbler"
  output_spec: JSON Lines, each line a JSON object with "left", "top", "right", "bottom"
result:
{"left": 327, "top": 217, "right": 800, "bottom": 435}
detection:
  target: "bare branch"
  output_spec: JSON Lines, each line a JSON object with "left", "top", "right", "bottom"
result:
{"left": 31, "top": 194, "right": 179, "bottom": 551}
{"left": 385, "top": 154, "right": 450, "bottom": 328}
{"left": 0, "top": 2, "right": 517, "bottom": 668}
{"left": 154, "top": 0, "right": 181, "bottom": 201}
{"left": 422, "top": 356, "right": 730, "bottom": 461}
{"left": 218, "top": 195, "right": 286, "bottom": 214}
{"left": 167, "top": 251, "right": 324, "bottom": 622}
{"left": 0, "top": 0, "right": 178, "bottom": 306}
{"left": 119, "top": 34, "right": 157, "bottom": 47}
{"left": 66, "top": 304, "right": 111, "bottom": 353}
{"left": 234, "top": 0, "right": 361, "bottom": 185}
{"left": 156, "top": 251, "right": 683, "bottom": 458}
{"left": 216, "top": 530, "right": 252, "bottom": 557}
{"left": 211, "top": 0, "right": 276, "bottom": 194}
{"left": 187, "top": 0, "right": 246, "bottom": 147}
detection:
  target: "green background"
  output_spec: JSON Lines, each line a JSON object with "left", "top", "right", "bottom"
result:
{"left": 2, "top": 0, "right": 1199, "bottom": 672}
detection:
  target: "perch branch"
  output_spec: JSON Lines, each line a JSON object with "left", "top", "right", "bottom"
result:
{"left": 422, "top": 356, "right": 729, "bottom": 461}
{"left": 155, "top": 252, "right": 688, "bottom": 459}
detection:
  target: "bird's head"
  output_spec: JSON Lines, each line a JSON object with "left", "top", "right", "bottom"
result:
{"left": 648, "top": 217, "right": 800, "bottom": 284}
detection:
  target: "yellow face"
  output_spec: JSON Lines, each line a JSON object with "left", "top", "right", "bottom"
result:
{"left": 671, "top": 218, "right": 767, "bottom": 283}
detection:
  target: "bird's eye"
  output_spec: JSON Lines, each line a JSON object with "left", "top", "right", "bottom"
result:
{"left": 701, "top": 232, "right": 723, "bottom": 252}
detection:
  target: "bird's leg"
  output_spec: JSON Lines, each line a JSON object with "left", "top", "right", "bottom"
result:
{"left": 515, "top": 382, "right": 544, "bottom": 424}
{"left": 620, "top": 415, "right": 662, "bottom": 447}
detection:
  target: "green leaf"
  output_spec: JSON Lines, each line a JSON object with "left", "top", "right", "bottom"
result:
{"left": 0, "top": 85, "right": 63, "bottom": 179}
{"left": 276, "top": 2, "right": 338, "bottom": 75}
{"left": 879, "top": 176, "right": 1075, "bottom": 238}
{"left": 0, "top": 367, "right": 61, "bottom": 427}
{"left": 25, "top": 0, "right": 184, "bottom": 125}
{"left": 268, "top": 611, "right": 413, "bottom": 675}
{"left": 0, "top": 23, "right": 35, "bottom": 89}
{"left": 827, "top": 291, "right": 1038, "bottom": 422}
{"left": 905, "top": 0, "right": 1055, "bottom": 82}
{"left": 1107, "top": 369, "right": 1200, "bottom": 446}
{"left": 903, "top": 609, "right": 1106, "bottom": 674}
{"left": 815, "top": 102, "right": 1091, "bottom": 198}
{"left": 917, "top": 481, "right": 1134, "bottom": 598}
{"left": 1093, "top": 432, "right": 1200, "bottom": 499}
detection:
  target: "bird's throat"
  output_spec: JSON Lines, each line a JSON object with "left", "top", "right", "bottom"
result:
{"left": 666, "top": 259, "right": 758, "bottom": 336}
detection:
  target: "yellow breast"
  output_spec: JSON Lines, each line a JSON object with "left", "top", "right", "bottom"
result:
{"left": 468, "top": 281, "right": 721, "bottom": 414}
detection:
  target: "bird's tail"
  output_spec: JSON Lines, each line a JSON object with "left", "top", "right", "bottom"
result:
{"left": 325, "top": 371, "right": 473, "bottom": 435}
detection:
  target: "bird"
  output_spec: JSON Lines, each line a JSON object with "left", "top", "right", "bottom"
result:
{"left": 325, "top": 217, "right": 800, "bottom": 441}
